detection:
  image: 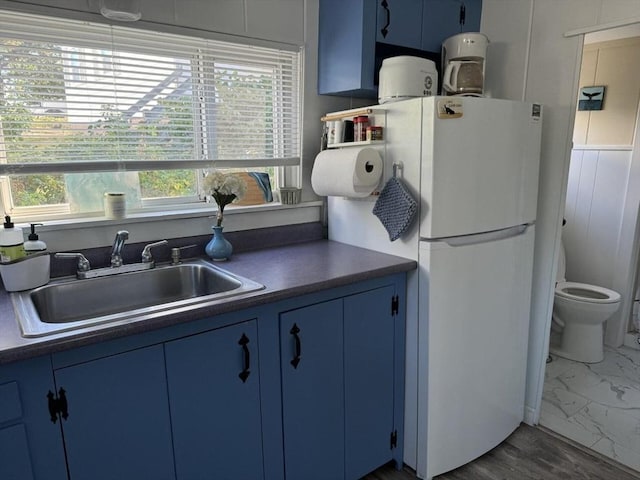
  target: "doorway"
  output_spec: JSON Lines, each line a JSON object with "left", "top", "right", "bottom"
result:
{"left": 539, "top": 24, "right": 640, "bottom": 473}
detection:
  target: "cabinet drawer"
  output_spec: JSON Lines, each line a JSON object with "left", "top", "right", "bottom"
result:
{"left": 0, "top": 382, "right": 22, "bottom": 424}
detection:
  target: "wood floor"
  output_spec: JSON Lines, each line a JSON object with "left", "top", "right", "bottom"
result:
{"left": 362, "top": 424, "right": 640, "bottom": 480}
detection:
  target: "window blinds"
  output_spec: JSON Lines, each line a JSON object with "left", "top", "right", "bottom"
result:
{"left": 0, "top": 10, "right": 302, "bottom": 175}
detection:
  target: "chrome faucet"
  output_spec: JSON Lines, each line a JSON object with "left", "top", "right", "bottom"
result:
{"left": 56, "top": 234, "right": 168, "bottom": 280}
{"left": 110, "top": 230, "right": 129, "bottom": 267}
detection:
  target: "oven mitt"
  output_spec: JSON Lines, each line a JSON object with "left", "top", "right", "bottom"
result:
{"left": 372, "top": 177, "right": 417, "bottom": 241}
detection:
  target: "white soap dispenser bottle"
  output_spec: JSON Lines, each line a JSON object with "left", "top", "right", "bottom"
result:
{"left": 0, "top": 215, "right": 26, "bottom": 262}
{"left": 24, "top": 223, "right": 47, "bottom": 254}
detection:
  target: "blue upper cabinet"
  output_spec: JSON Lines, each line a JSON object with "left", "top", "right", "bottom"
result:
{"left": 318, "top": 0, "right": 377, "bottom": 97}
{"left": 376, "top": 0, "right": 424, "bottom": 49}
{"left": 318, "top": 0, "right": 482, "bottom": 98}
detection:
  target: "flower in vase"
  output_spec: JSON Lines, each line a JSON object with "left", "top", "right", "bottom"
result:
{"left": 202, "top": 171, "right": 247, "bottom": 226}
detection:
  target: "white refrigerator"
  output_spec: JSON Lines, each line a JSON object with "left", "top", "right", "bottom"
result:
{"left": 327, "top": 96, "right": 542, "bottom": 479}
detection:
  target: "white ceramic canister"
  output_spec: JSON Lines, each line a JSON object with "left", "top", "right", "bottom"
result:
{"left": 104, "top": 192, "right": 127, "bottom": 219}
{"left": 378, "top": 56, "right": 438, "bottom": 104}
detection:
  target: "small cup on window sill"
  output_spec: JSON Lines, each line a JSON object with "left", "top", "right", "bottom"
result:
{"left": 104, "top": 192, "right": 126, "bottom": 219}
{"left": 279, "top": 188, "right": 301, "bottom": 205}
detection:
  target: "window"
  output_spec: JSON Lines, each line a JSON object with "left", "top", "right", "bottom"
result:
{"left": 0, "top": 10, "right": 301, "bottom": 219}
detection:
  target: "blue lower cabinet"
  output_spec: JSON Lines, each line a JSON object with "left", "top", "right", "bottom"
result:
{"left": 54, "top": 345, "right": 175, "bottom": 480}
{"left": 0, "top": 357, "right": 67, "bottom": 480}
{"left": 280, "top": 299, "right": 345, "bottom": 480}
{"left": 2, "top": 274, "right": 406, "bottom": 480}
{"left": 279, "top": 285, "right": 402, "bottom": 480}
{"left": 165, "top": 319, "right": 264, "bottom": 480}
{"left": 344, "top": 286, "right": 396, "bottom": 479}
{"left": 0, "top": 423, "right": 35, "bottom": 479}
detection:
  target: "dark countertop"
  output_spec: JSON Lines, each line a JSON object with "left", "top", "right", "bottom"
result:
{"left": 0, "top": 240, "right": 416, "bottom": 365}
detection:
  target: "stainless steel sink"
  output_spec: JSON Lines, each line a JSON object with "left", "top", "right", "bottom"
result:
{"left": 12, "top": 260, "right": 264, "bottom": 338}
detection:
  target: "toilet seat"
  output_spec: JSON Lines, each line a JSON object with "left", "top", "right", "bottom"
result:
{"left": 555, "top": 281, "right": 621, "bottom": 304}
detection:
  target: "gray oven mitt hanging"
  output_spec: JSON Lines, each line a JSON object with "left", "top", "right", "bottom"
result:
{"left": 372, "top": 177, "right": 417, "bottom": 241}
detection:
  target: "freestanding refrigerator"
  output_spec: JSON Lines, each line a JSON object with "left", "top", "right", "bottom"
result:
{"left": 326, "top": 96, "right": 542, "bottom": 479}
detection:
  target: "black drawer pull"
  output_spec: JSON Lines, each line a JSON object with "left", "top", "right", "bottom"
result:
{"left": 290, "top": 323, "right": 301, "bottom": 369}
{"left": 238, "top": 333, "right": 250, "bottom": 383}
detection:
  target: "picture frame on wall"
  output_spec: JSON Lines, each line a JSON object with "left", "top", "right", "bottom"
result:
{"left": 578, "top": 86, "right": 606, "bottom": 111}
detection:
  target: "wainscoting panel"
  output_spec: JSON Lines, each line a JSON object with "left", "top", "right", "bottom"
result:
{"left": 563, "top": 148, "right": 632, "bottom": 288}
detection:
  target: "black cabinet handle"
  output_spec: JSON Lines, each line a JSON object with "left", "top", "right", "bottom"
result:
{"left": 238, "top": 333, "right": 251, "bottom": 383}
{"left": 47, "top": 387, "right": 69, "bottom": 423}
{"left": 290, "top": 323, "right": 301, "bottom": 369}
{"left": 58, "top": 388, "right": 68, "bottom": 421}
{"left": 47, "top": 390, "right": 57, "bottom": 423}
{"left": 380, "top": 0, "right": 390, "bottom": 38}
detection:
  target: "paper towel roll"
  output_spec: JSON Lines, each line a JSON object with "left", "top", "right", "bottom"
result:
{"left": 311, "top": 147, "right": 383, "bottom": 198}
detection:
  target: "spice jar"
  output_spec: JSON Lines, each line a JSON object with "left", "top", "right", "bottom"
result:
{"left": 366, "top": 126, "right": 383, "bottom": 141}
{"left": 353, "top": 115, "right": 369, "bottom": 142}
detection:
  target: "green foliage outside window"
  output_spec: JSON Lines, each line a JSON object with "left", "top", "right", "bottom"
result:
{"left": 1, "top": 35, "right": 285, "bottom": 214}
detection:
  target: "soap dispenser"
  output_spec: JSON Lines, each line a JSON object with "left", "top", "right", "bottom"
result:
{"left": 0, "top": 215, "right": 26, "bottom": 263}
{"left": 24, "top": 223, "right": 47, "bottom": 254}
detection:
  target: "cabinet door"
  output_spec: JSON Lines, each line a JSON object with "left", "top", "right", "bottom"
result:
{"left": 280, "top": 299, "right": 344, "bottom": 480}
{"left": 0, "top": 357, "right": 68, "bottom": 480}
{"left": 165, "top": 320, "right": 263, "bottom": 480}
{"left": 422, "top": 0, "right": 483, "bottom": 52}
{"left": 376, "top": 0, "right": 424, "bottom": 48}
{"left": 344, "top": 286, "right": 396, "bottom": 479}
{"left": 0, "top": 381, "right": 33, "bottom": 480}
{"left": 318, "top": 0, "right": 378, "bottom": 97}
{"left": 54, "top": 345, "right": 174, "bottom": 480}
{"left": 0, "top": 424, "right": 34, "bottom": 480}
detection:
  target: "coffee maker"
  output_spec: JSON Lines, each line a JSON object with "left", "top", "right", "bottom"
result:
{"left": 441, "top": 32, "right": 489, "bottom": 96}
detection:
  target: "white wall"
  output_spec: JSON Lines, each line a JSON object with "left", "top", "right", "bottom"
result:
{"left": 564, "top": 147, "right": 632, "bottom": 288}
{"left": 481, "top": 0, "right": 640, "bottom": 425}
{"left": 0, "top": 0, "right": 356, "bottom": 250}
{"left": 5, "top": 0, "right": 307, "bottom": 46}
{"left": 609, "top": 107, "right": 640, "bottom": 345}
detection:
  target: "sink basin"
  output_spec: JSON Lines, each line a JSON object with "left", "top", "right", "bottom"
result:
{"left": 12, "top": 260, "right": 264, "bottom": 338}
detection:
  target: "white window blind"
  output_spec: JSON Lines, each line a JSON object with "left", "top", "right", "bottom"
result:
{"left": 0, "top": 10, "right": 302, "bottom": 176}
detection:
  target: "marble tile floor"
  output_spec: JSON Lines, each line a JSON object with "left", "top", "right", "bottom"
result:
{"left": 540, "top": 344, "right": 640, "bottom": 473}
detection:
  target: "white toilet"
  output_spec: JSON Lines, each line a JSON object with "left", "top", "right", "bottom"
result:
{"left": 550, "top": 241, "right": 621, "bottom": 363}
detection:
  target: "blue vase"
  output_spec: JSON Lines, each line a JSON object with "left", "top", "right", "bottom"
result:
{"left": 205, "top": 226, "right": 233, "bottom": 261}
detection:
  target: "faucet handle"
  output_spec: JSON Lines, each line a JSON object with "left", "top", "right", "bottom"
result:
{"left": 55, "top": 252, "right": 91, "bottom": 272}
{"left": 141, "top": 240, "right": 168, "bottom": 264}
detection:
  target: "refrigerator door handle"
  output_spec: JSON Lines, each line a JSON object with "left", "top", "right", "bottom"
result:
{"left": 421, "top": 223, "right": 531, "bottom": 247}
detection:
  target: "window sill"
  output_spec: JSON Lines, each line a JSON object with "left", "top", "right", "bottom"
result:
{"left": 21, "top": 201, "right": 324, "bottom": 253}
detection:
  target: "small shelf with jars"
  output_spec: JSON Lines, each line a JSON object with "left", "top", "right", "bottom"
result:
{"left": 321, "top": 107, "right": 386, "bottom": 149}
